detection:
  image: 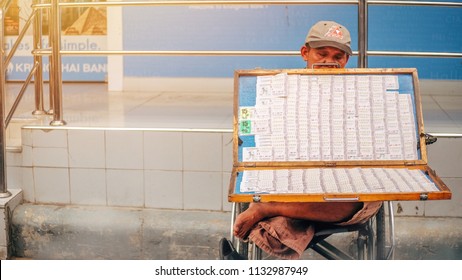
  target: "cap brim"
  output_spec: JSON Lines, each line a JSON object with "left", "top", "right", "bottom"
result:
{"left": 308, "top": 40, "right": 352, "bottom": 56}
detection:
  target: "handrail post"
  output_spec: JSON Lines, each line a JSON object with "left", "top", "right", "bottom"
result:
{"left": 47, "top": 1, "right": 54, "bottom": 116}
{"left": 49, "top": 0, "right": 66, "bottom": 126}
{"left": 32, "top": 0, "right": 46, "bottom": 116}
{"left": 0, "top": 3, "right": 12, "bottom": 198}
{"left": 358, "top": 0, "right": 368, "bottom": 68}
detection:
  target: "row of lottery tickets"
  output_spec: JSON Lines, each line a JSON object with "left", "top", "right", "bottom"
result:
{"left": 239, "top": 73, "right": 419, "bottom": 162}
{"left": 238, "top": 167, "right": 439, "bottom": 194}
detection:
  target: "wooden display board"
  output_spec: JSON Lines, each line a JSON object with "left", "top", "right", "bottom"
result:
{"left": 228, "top": 68, "right": 452, "bottom": 203}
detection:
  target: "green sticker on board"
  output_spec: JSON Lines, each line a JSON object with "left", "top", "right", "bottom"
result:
{"left": 240, "top": 120, "right": 252, "bottom": 134}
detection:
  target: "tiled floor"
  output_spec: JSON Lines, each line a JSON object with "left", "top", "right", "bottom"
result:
{"left": 6, "top": 82, "right": 234, "bottom": 131}
{"left": 5, "top": 81, "right": 462, "bottom": 135}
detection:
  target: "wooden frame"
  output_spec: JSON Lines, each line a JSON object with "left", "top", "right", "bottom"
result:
{"left": 228, "top": 68, "right": 452, "bottom": 203}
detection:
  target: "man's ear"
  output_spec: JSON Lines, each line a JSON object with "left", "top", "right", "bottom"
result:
{"left": 300, "top": 45, "right": 309, "bottom": 61}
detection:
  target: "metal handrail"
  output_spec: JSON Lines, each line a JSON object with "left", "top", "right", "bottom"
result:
{"left": 33, "top": 0, "right": 462, "bottom": 8}
{"left": 34, "top": 0, "right": 361, "bottom": 8}
{"left": 5, "top": 62, "right": 39, "bottom": 127}
{"left": 2, "top": 3, "right": 44, "bottom": 129}
{"left": 370, "top": 0, "right": 462, "bottom": 7}
{"left": 29, "top": 0, "right": 462, "bottom": 59}
{"left": 32, "top": 50, "right": 322, "bottom": 56}
{"left": 48, "top": 0, "right": 65, "bottom": 126}
{"left": 367, "top": 51, "right": 462, "bottom": 58}
{"left": 0, "top": 0, "right": 11, "bottom": 198}
{"left": 32, "top": 0, "right": 46, "bottom": 116}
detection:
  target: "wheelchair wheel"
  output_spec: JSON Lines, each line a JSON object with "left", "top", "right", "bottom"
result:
{"left": 362, "top": 202, "right": 393, "bottom": 260}
{"left": 235, "top": 203, "right": 249, "bottom": 257}
{"left": 356, "top": 201, "right": 387, "bottom": 260}
{"left": 375, "top": 203, "right": 386, "bottom": 260}
{"left": 230, "top": 201, "right": 394, "bottom": 260}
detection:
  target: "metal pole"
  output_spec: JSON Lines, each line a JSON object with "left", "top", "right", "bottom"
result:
{"left": 49, "top": 0, "right": 66, "bottom": 126}
{"left": 0, "top": 3, "right": 12, "bottom": 198}
{"left": 35, "top": 0, "right": 360, "bottom": 8}
{"left": 48, "top": 0, "right": 55, "bottom": 115}
{"left": 358, "top": 0, "right": 368, "bottom": 68}
{"left": 32, "top": 0, "right": 46, "bottom": 116}
{"left": 369, "top": 1, "right": 462, "bottom": 7}
{"left": 358, "top": 0, "right": 367, "bottom": 68}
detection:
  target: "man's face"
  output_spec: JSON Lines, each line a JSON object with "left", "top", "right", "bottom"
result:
{"left": 300, "top": 45, "right": 349, "bottom": 69}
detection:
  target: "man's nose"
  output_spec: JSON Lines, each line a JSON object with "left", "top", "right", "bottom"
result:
{"left": 322, "top": 57, "right": 336, "bottom": 68}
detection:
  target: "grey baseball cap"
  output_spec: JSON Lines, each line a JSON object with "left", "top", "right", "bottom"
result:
{"left": 305, "top": 21, "right": 353, "bottom": 55}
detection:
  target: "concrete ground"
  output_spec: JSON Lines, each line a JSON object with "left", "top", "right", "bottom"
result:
{"left": 9, "top": 203, "right": 462, "bottom": 260}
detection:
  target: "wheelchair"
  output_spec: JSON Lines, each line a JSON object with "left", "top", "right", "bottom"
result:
{"left": 228, "top": 201, "right": 395, "bottom": 260}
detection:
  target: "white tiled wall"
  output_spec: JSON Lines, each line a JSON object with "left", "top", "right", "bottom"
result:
{"left": 70, "top": 168, "right": 107, "bottom": 205}
{"left": 183, "top": 133, "right": 223, "bottom": 172}
{"left": 106, "top": 131, "right": 144, "bottom": 170}
{"left": 144, "top": 132, "right": 183, "bottom": 170}
{"left": 144, "top": 170, "right": 183, "bottom": 209}
{"left": 107, "top": 169, "right": 144, "bottom": 207}
{"left": 68, "top": 130, "right": 106, "bottom": 168}
{"left": 6, "top": 127, "right": 234, "bottom": 212}
{"left": 34, "top": 167, "right": 70, "bottom": 204}
{"left": 184, "top": 171, "right": 223, "bottom": 211}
